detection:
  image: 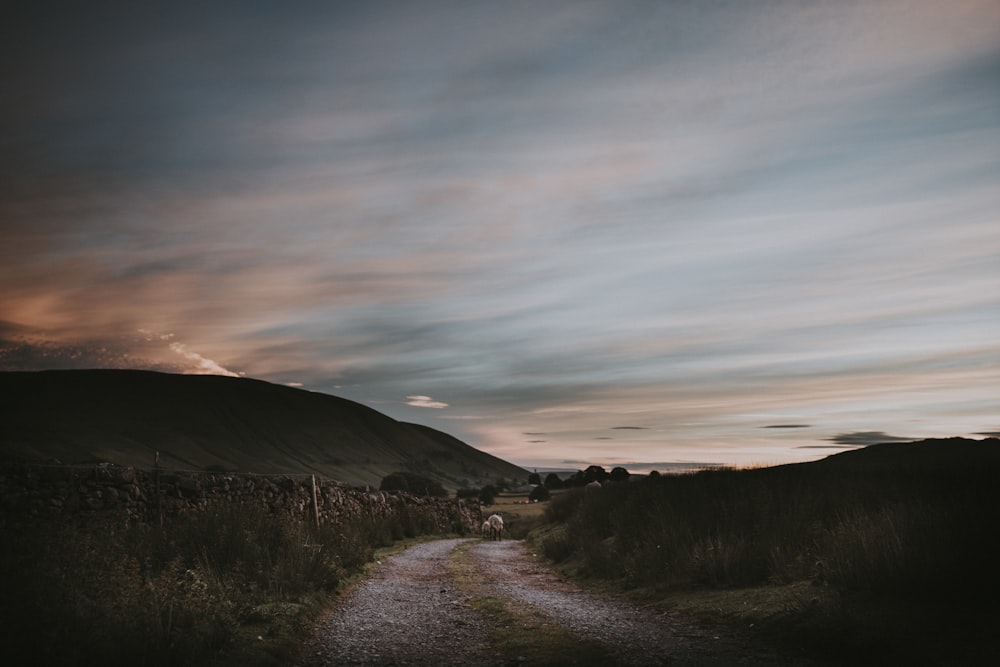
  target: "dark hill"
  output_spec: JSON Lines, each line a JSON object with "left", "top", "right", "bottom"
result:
{"left": 0, "top": 369, "right": 528, "bottom": 489}
{"left": 809, "top": 436, "right": 1000, "bottom": 470}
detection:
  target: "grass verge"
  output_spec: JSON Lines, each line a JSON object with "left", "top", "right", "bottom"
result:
{"left": 528, "top": 526, "right": 1000, "bottom": 666}
{"left": 447, "top": 541, "right": 612, "bottom": 666}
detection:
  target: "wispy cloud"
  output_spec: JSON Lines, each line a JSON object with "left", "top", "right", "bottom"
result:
{"left": 167, "top": 342, "right": 240, "bottom": 378}
{"left": 827, "top": 432, "right": 915, "bottom": 447}
{"left": 1, "top": 1, "right": 998, "bottom": 469}
{"left": 406, "top": 395, "right": 449, "bottom": 409}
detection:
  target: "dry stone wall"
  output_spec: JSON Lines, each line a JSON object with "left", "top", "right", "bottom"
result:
{"left": 0, "top": 463, "right": 483, "bottom": 533}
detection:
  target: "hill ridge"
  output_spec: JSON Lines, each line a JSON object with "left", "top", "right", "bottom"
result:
{"left": 0, "top": 369, "right": 527, "bottom": 489}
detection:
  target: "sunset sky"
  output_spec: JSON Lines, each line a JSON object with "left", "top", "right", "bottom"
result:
{"left": 2, "top": 1, "right": 998, "bottom": 472}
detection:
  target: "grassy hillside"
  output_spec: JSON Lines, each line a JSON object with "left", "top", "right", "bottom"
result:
{"left": 532, "top": 437, "right": 1000, "bottom": 664}
{"left": 0, "top": 369, "right": 527, "bottom": 489}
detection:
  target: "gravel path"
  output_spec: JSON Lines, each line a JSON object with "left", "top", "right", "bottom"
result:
{"left": 303, "top": 538, "right": 818, "bottom": 666}
{"left": 303, "top": 539, "right": 492, "bottom": 666}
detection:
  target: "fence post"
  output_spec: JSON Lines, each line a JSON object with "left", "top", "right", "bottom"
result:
{"left": 311, "top": 474, "right": 320, "bottom": 529}
{"left": 154, "top": 451, "right": 162, "bottom": 526}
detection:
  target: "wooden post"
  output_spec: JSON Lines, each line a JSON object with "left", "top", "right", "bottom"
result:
{"left": 154, "top": 451, "right": 162, "bottom": 526}
{"left": 310, "top": 474, "right": 320, "bottom": 529}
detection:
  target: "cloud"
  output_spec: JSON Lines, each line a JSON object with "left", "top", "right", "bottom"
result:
{"left": 796, "top": 445, "right": 862, "bottom": 450}
{"left": 826, "top": 431, "right": 915, "bottom": 446}
{"left": 1, "top": 1, "right": 998, "bottom": 471}
{"left": 0, "top": 326, "right": 243, "bottom": 379}
{"left": 406, "top": 395, "right": 448, "bottom": 409}
{"left": 167, "top": 342, "right": 241, "bottom": 377}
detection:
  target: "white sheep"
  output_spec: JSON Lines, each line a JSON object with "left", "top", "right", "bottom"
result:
{"left": 481, "top": 520, "right": 492, "bottom": 538}
{"left": 487, "top": 513, "right": 504, "bottom": 541}
{"left": 585, "top": 480, "right": 602, "bottom": 493}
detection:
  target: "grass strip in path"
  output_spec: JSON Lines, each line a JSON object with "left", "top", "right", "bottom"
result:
{"left": 448, "top": 541, "right": 613, "bottom": 666}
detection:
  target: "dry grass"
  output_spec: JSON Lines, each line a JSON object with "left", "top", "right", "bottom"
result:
{"left": 528, "top": 442, "right": 1000, "bottom": 664}
{"left": 0, "top": 505, "right": 464, "bottom": 666}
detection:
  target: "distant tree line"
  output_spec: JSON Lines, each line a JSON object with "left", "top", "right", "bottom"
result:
{"left": 397, "top": 466, "right": 635, "bottom": 506}
{"left": 540, "top": 465, "right": 630, "bottom": 489}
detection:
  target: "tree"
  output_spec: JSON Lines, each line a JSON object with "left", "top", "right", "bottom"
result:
{"left": 529, "top": 484, "right": 551, "bottom": 502}
{"left": 527, "top": 472, "right": 542, "bottom": 486}
{"left": 609, "top": 466, "right": 630, "bottom": 483}
{"left": 379, "top": 472, "right": 409, "bottom": 492}
{"left": 478, "top": 484, "right": 497, "bottom": 505}
{"left": 543, "top": 472, "right": 564, "bottom": 490}
{"left": 583, "top": 465, "right": 609, "bottom": 484}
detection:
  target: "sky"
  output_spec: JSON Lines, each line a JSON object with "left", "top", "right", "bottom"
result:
{"left": 2, "top": 0, "right": 998, "bottom": 472}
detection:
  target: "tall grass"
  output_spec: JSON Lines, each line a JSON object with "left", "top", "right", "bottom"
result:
{"left": 536, "top": 459, "right": 1000, "bottom": 602}
{"left": 0, "top": 504, "right": 427, "bottom": 666}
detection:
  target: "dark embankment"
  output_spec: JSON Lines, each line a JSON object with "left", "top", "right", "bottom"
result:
{"left": 0, "top": 369, "right": 526, "bottom": 489}
{"left": 533, "top": 437, "right": 1000, "bottom": 665}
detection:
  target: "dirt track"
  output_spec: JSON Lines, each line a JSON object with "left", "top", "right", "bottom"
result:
{"left": 302, "top": 538, "right": 817, "bottom": 666}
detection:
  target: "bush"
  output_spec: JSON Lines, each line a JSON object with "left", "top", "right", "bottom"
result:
{"left": 540, "top": 526, "right": 575, "bottom": 563}
{"left": 534, "top": 456, "right": 1000, "bottom": 597}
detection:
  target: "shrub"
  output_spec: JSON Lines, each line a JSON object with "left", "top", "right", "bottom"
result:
{"left": 534, "top": 455, "right": 1000, "bottom": 598}
{"left": 539, "top": 525, "right": 575, "bottom": 563}
{"left": 544, "top": 487, "right": 583, "bottom": 522}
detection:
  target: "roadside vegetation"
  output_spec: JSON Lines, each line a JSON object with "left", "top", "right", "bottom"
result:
{"left": 1, "top": 501, "right": 451, "bottom": 666}
{"left": 530, "top": 442, "right": 1000, "bottom": 664}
